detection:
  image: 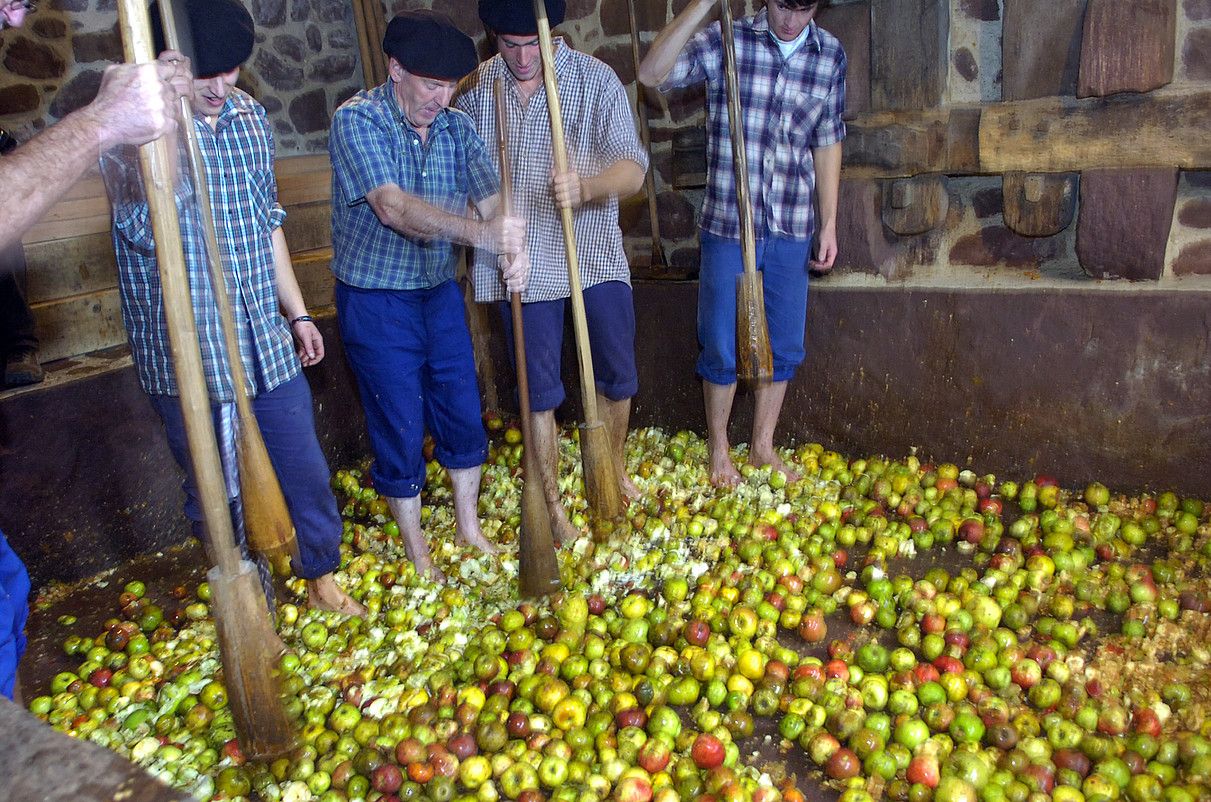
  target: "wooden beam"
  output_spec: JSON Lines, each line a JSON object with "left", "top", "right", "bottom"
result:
{"left": 31, "top": 288, "right": 126, "bottom": 363}
{"left": 1002, "top": 172, "right": 1079, "bottom": 238}
{"left": 1002, "top": 0, "right": 1088, "bottom": 101}
{"left": 881, "top": 175, "right": 948, "bottom": 236}
{"left": 1076, "top": 168, "right": 1179, "bottom": 280}
{"left": 841, "top": 89, "right": 1211, "bottom": 178}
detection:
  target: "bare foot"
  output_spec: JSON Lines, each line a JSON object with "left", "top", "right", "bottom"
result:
{"left": 619, "top": 472, "right": 643, "bottom": 502}
{"left": 456, "top": 521, "right": 499, "bottom": 555}
{"left": 748, "top": 451, "right": 802, "bottom": 483}
{"left": 710, "top": 449, "right": 742, "bottom": 489}
{"left": 307, "top": 575, "right": 368, "bottom": 617}
{"left": 414, "top": 559, "right": 447, "bottom": 584}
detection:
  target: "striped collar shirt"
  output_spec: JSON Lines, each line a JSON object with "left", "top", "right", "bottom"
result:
{"left": 329, "top": 81, "right": 499, "bottom": 291}
{"left": 455, "top": 40, "right": 649, "bottom": 303}
{"left": 102, "top": 89, "right": 298, "bottom": 402}
{"left": 660, "top": 10, "right": 847, "bottom": 240}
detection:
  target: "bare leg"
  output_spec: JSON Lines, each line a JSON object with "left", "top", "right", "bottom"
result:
{"left": 749, "top": 380, "right": 800, "bottom": 481}
{"left": 449, "top": 465, "right": 497, "bottom": 554}
{"left": 532, "top": 410, "right": 581, "bottom": 545}
{"left": 600, "top": 394, "right": 641, "bottom": 501}
{"left": 704, "top": 380, "right": 741, "bottom": 488}
{"left": 387, "top": 495, "right": 445, "bottom": 582}
{"left": 306, "top": 573, "right": 367, "bottom": 617}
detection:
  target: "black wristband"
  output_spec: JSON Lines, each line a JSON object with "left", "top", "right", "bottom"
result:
{"left": 290, "top": 315, "right": 313, "bottom": 327}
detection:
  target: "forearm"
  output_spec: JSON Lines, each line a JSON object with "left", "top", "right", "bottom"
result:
{"left": 368, "top": 185, "right": 484, "bottom": 248}
{"left": 271, "top": 227, "right": 308, "bottom": 320}
{"left": 0, "top": 112, "right": 107, "bottom": 251}
{"left": 813, "top": 142, "right": 842, "bottom": 232}
{"left": 581, "top": 160, "right": 646, "bottom": 204}
{"left": 638, "top": 0, "right": 714, "bottom": 87}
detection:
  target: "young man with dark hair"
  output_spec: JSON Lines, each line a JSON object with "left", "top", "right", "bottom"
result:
{"left": 329, "top": 10, "right": 528, "bottom": 580}
{"left": 103, "top": 0, "right": 363, "bottom": 615}
{"left": 640, "top": 0, "right": 845, "bottom": 487}
{"left": 456, "top": 0, "right": 648, "bottom": 543}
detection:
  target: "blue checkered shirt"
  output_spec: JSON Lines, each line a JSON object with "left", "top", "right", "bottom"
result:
{"left": 329, "top": 82, "right": 499, "bottom": 290}
{"left": 102, "top": 89, "right": 298, "bottom": 402}
{"left": 661, "top": 10, "right": 847, "bottom": 240}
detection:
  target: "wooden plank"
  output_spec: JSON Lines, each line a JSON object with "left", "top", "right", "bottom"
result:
{"left": 1076, "top": 168, "right": 1179, "bottom": 279}
{"left": 881, "top": 174, "right": 948, "bottom": 236}
{"left": 816, "top": 1, "right": 871, "bottom": 117}
{"left": 30, "top": 288, "right": 126, "bottom": 363}
{"left": 870, "top": 0, "right": 948, "bottom": 111}
{"left": 834, "top": 179, "right": 904, "bottom": 278}
{"left": 1078, "top": 0, "right": 1176, "bottom": 98}
{"left": 23, "top": 231, "right": 118, "bottom": 304}
{"left": 1002, "top": 172, "right": 1078, "bottom": 237}
{"left": 281, "top": 201, "right": 333, "bottom": 253}
{"left": 843, "top": 108, "right": 967, "bottom": 178}
{"left": 978, "top": 90, "right": 1211, "bottom": 173}
{"left": 1002, "top": 0, "right": 1088, "bottom": 101}
{"left": 291, "top": 249, "right": 336, "bottom": 311}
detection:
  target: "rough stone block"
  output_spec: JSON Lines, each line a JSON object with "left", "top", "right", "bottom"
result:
{"left": 0, "top": 83, "right": 39, "bottom": 115}
{"left": 592, "top": 41, "right": 634, "bottom": 85}
{"left": 1178, "top": 199, "right": 1211, "bottom": 229}
{"left": 1185, "top": 0, "right": 1211, "bottom": 19}
{"left": 253, "top": 49, "right": 304, "bottom": 91}
{"left": 30, "top": 16, "right": 66, "bottom": 39}
{"left": 959, "top": 0, "right": 1000, "bottom": 20}
{"left": 253, "top": 0, "right": 287, "bottom": 26}
{"left": 1077, "top": 168, "right": 1179, "bottom": 280}
{"left": 3, "top": 37, "right": 65, "bottom": 80}
{"left": 1172, "top": 240, "right": 1211, "bottom": 275}
{"left": 949, "top": 224, "right": 1062, "bottom": 267}
{"left": 1185, "top": 28, "right": 1211, "bottom": 80}
{"left": 47, "top": 68, "right": 102, "bottom": 118}
{"left": 289, "top": 88, "right": 331, "bottom": 135}
{"left": 1078, "top": 0, "right": 1177, "bottom": 97}
{"left": 72, "top": 25, "right": 121, "bottom": 64}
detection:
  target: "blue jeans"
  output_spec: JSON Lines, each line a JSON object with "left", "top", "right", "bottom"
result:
{"left": 150, "top": 373, "right": 342, "bottom": 580}
{"left": 696, "top": 231, "right": 812, "bottom": 384}
{"left": 0, "top": 530, "right": 29, "bottom": 700}
{"left": 337, "top": 280, "right": 488, "bottom": 498}
{"left": 497, "top": 280, "right": 639, "bottom": 412}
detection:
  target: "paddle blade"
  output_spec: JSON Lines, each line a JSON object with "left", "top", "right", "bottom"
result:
{"left": 237, "top": 428, "right": 298, "bottom": 576}
{"left": 207, "top": 561, "right": 297, "bottom": 760}
{"left": 518, "top": 453, "right": 562, "bottom": 598}
{"left": 736, "top": 272, "right": 773, "bottom": 382}
{"left": 579, "top": 421, "right": 624, "bottom": 523}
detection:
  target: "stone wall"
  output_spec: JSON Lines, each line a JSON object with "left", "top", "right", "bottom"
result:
{"left": 0, "top": 0, "right": 363, "bottom": 154}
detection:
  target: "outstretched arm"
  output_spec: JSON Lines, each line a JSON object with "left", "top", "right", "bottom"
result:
{"left": 366, "top": 184, "right": 524, "bottom": 255}
{"left": 0, "top": 59, "right": 187, "bottom": 252}
{"left": 810, "top": 142, "right": 842, "bottom": 272}
{"left": 637, "top": 0, "right": 716, "bottom": 88}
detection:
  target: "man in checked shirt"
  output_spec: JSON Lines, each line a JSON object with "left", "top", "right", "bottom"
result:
{"left": 456, "top": 0, "right": 648, "bottom": 545}
{"left": 330, "top": 11, "right": 528, "bottom": 580}
{"left": 641, "top": 0, "right": 845, "bottom": 488}
{"left": 103, "top": 0, "right": 363, "bottom": 616}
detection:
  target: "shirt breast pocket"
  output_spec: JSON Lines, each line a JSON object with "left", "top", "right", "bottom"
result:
{"left": 784, "top": 90, "right": 826, "bottom": 151}
{"left": 247, "top": 169, "right": 275, "bottom": 231}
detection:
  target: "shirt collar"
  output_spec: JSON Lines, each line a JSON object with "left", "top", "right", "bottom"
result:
{"left": 746, "top": 8, "right": 821, "bottom": 55}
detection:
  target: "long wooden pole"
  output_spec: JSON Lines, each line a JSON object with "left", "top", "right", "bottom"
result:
{"left": 496, "top": 79, "right": 561, "bottom": 597}
{"left": 719, "top": 0, "right": 773, "bottom": 381}
{"left": 157, "top": 0, "right": 298, "bottom": 576}
{"left": 117, "top": 0, "right": 295, "bottom": 759}
{"left": 532, "top": 0, "right": 624, "bottom": 522}
{"left": 625, "top": 0, "right": 667, "bottom": 270}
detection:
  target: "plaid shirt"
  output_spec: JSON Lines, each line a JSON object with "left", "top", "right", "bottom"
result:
{"left": 661, "top": 10, "right": 846, "bottom": 240}
{"left": 455, "top": 40, "right": 649, "bottom": 303}
{"left": 329, "top": 82, "right": 498, "bottom": 290}
{"left": 102, "top": 89, "right": 298, "bottom": 402}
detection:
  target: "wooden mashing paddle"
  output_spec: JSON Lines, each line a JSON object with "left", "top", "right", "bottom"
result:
{"left": 157, "top": 0, "right": 298, "bottom": 578}
{"left": 117, "top": 0, "right": 295, "bottom": 760}
{"left": 625, "top": 0, "right": 668, "bottom": 273}
{"left": 532, "top": 0, "right": 625, "bottom": 523}
{"left": 494, "top": 78, "right": 562, "bottom": 598}
{"left": 718, "top": 0, "right": 773, "bottom": 382}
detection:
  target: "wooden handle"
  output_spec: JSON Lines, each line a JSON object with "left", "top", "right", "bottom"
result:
{"left": 625, "top": 0, "right": 664, "bottom": 259}
{"left": 494, "top": 79, "right": 531, "bottom": 422}
{"left": 719, "top": 0, "right": 757, "bottom": 277}
{"left": 533, "top": 0, "right": 601, "bottom": 425}
{"left": 117, "top": 0, "right": 239, "bottom": 573}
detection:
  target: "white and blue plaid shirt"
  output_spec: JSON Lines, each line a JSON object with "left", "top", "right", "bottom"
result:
{"left": 661, "top": 10, "right": 847, "bottom": 240}
{"left": 102, "top": 89, "right": 298, "bottom": 403}
{"left": 329, "top": 81, "right": 499, "bottom": 291}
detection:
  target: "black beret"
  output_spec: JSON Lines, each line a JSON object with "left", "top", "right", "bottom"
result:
{"left": 150, "top": 0, "right": 255, "bottom": 78}
{"left": 383, "top": 10, "right": 478, "bottom": 81}
{"left": 478, "top": 0, "right": 566, "bottom": 36}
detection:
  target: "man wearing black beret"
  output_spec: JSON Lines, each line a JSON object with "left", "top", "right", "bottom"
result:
{"left": 329, "top": 10, "right": 529, "bottom": 581}
{"left": 103, "top": 0, "right": 364, "bottom": 617}
{"left": 456, "top": 0, "right": 649, "bottom": 545}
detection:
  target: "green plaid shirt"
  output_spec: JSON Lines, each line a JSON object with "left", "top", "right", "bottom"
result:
{"left": 102, "top": 89, "right": 298, "bottom": 402}
{"left": 329, "top": 81, "right": 499, "bottom": 290}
